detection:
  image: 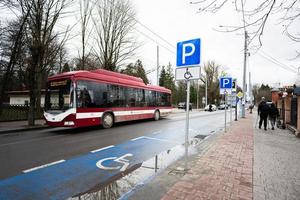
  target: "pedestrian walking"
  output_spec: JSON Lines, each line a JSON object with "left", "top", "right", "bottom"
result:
{"left": 269, "top": 102, "right": 279, "bottom": 130}
{"left": 258, "top": 97, "right": 270, "bottom": 131}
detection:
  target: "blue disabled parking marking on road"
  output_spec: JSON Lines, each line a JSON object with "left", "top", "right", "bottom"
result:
{"left": 0, "top": 134, "right": 177, "bottom": 200}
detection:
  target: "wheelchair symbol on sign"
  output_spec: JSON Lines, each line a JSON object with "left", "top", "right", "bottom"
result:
{"left": 96, "top": 153, "right": 133, "bottom": 172}
{"left": 184, "top": 68, "right": 193, "bottom": 80}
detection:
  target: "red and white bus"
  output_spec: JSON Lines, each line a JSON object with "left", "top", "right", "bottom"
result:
{"left": 44, "top": 69, "right": 172, "bottom": 128}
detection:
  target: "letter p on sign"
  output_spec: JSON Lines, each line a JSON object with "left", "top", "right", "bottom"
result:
{"left": 220, "top": 77, "right": 233, "bottom": 89}
{"left": 177, "top": 38, "right": 201, "bottom": 67}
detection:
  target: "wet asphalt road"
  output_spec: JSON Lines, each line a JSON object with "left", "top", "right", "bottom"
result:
{"left": 0, "top": 110, "right": 230, "bottom": 180}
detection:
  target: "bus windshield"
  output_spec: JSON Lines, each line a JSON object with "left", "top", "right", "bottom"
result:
{"left": 45, "top": 79, "right": 73, "bottom": 112}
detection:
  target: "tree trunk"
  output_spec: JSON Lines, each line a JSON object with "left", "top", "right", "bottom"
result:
{"left": 36, "top": 70, "right": 43, "bottom": 119}
{"left": 28, "top": 67, "right": 37, "bottom": 126}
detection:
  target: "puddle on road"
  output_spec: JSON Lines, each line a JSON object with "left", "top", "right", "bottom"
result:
{"left": 68, "top": 135, "right": 208, "bottom": 200}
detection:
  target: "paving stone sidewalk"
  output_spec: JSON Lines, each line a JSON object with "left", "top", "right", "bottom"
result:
{"left": 161, "top": 116, "right": 254, "bottom": 200}
{"left": 254, "top": 120, "right": 300, "bottom": 200}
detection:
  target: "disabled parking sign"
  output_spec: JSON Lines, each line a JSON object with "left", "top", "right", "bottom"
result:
{"left": 176, "top": 38, "right": 201, "bottom": 81}
{"left": 220, "top": 77, "right": 232, "bottom": 94}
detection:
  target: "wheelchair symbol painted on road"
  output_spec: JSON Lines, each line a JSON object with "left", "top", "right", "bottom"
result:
{"left": 96, "top": 153, "right": 133, "bottom": 172}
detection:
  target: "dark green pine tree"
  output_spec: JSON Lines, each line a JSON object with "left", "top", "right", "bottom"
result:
{"left": 159, "top": 66, "right": 166, "bottom": 87}
{"left": 135, "top": 60, "right": 149, "bottom": 84}
{"left": 62, "top": 62, "right": 70, "bottom": 72}
{"left": 121, "top": 63, "right": 135, "bottom": 75}
{"left": 121, "top": 60, "right": 149, "bottom": 84}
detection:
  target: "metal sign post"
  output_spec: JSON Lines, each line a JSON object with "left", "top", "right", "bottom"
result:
{"left": 232, "top": 79, "right": 237, "bottom": 121}
{"left": 224, "top": 91, "right": 227, "bottom": 133}
{"left": 185, "top": 79, "right": 190, "bottom": 170}
{"left": 230, "top": 94, "right": 232, "bottom": 123}
{"left": 176, "top": 38, "right": 201, "bottom": 172}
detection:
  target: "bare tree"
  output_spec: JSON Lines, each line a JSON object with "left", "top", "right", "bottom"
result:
{"left": 26, "top": 0, "right": 71, "bottom": 125}
{"left": 0, "top": 0, "right": 71, "bottom": 125}
{"left": 77, "top": 0, "right": 93, "bottom": 70}
{"left": 0, "top": 8, "right": 31, "bottom": 110}
{"left": 92, "top": 0, "right": 137, "bottom": 71}
{"left": 191, "top": 0, "right": 300, "bottom": 49}
{"left": 200, "top": 61, "right": 224, "bottom": 104}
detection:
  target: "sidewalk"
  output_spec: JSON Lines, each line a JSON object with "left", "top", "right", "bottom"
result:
{"left": 254, "top": 119, "right": 300, "bottom": 199}
{"left": 129, "top": 114, "right": 300, "bottom": 200}
{"left": 0, "top": 119, "right": 48, "bottom": 134}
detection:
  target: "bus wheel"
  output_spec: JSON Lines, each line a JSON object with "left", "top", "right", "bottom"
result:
{"left": 154, "top": 110, "right": 160, "bottom": 121}
{"left": 102, "top": 113, "right": 114, "bottom": 129}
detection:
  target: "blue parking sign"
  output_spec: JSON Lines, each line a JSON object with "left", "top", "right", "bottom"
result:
{"left": 176, "top": 38, "right": 201, "bottom": 67}
{"left": 220, "top": 77, "right": 232, "bottom": 89}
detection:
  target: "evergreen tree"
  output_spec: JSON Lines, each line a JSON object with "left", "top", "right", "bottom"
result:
{"left": 135, "top": 60, "right": 149, "bottom": 84}
{"left": 159, "top": 66, "right": 166, "bottom": 87}
{"left": 121, "top": 59, "right": 149, "bottom": 84}
{"left": 62, "top": 63, "right": 70, "bottom": 72}
{"left": 159, "top": 63, "right": 177, "bottom": 105}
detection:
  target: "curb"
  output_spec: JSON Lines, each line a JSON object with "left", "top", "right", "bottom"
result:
{"left": 0, "top": 125, "right": 52, "bottom": 135}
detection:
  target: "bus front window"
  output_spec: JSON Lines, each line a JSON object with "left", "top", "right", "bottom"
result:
{"left": 45, "top": 79, "right": 73, "bottom": 111}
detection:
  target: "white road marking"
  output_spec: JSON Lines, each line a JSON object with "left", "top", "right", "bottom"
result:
{"left": 131, "top": 136, "right": 145, "bottom": 141}
{"left": 131, "top": 135, "right": 179, "bottom": 144}
{"left": 152, "top": 131, "right": 161, "bottom": 135}
{"left": 143, "top": 136, "right": 180, "bottom": 144}
{"left": 96, "top": 153, "right": 133, "bottom": 172}
{"left": 23, "top": 160, "right": 65, "bottom": 173}
{"left": 90, "top": 145, "right": 115, "bottom": 153}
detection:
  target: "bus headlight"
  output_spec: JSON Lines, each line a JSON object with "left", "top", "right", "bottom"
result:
{"left": 64, "top": 121, "right": 74, "bottom": 126}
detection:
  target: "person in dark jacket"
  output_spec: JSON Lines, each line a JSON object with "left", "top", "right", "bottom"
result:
{"left": 269, "top": 102, "right": 279, "bottom": 130}
{"left": 209, "top": 104, "right": 212, "bottom": 112}
{"left": 258, "top": 97, "right": 270, "bottom": 130}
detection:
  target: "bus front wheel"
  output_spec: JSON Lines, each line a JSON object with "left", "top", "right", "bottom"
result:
{"left": 102, "top": 113, "right": 114, "bottom": 129}
{"left": 154, "top": 110, "right": 160, "bottom": 121}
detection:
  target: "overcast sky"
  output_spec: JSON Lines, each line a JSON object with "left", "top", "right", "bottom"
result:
{"left": 129, "top": 0, "right": 300, "bottom": 88}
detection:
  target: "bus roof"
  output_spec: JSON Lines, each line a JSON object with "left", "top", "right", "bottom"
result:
{"left": 48, "top": 69, "right": 171, "bottom": 93}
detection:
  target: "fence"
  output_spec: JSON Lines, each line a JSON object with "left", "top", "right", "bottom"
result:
{"left": 0, "top": 104, "right": 43, "bottom": 122}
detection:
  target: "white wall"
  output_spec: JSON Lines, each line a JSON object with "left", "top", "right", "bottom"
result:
{"left": 9, "top": 95, "right": 45, "bottom": 106}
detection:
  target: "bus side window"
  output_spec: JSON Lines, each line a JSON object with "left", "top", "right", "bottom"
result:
{"left": 82, "top": 88, "right": 92, "bottom": 107}
{"left": 146, "top": 90, "right": 156, "bottom": 107}
{"left": 126, "top": 88, "right": 136, "bottom": 107}
{"left": 136, "top": 89, "right": 145, "bottom": 107}
{"left": 119, "top": 87, "right": 126, "bottom": 107}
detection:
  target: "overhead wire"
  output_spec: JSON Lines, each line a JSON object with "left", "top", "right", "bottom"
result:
{"left": 257, "top": 51, "right": 297, "bottom": 73}
{"left": 259, "top": 49, "right": 297, "bottom": 72}
{"left": 104, "top": 0, "right": 176, "bottom": 52}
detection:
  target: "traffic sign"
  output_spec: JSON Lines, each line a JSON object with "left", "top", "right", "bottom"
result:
{"left": 232, "top": 79, "right": 237, "bottom": 92}
{"left": 176, "top": 38, "right": 201, "bottom": 171}
{"left": 220, "top": 77, "right": 233, "bottom": 88}
{"left": 237, "top": 91, "right": 243, "bottom": 98}
{"left": 176, "top": 38, "right": 201, "bottom": 67}
{"left": 175, "top": 66, "right": 201, "bottom": 81}
{"left": 220, "top": 77, "right": 232, "bottom": 94}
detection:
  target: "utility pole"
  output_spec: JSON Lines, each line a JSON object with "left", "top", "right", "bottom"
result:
{"left": 197, "top": 80, "right": 199, "bottom": 109}
{"left": 205, "top": 74, "right": 208, "bottom": 106}
{"left": 249, "top": 71, "right": 252, "bottom": 104}
{"left": 157, "top": 45, "right": 159, "bottom": 86}
{"left": 241, "top": 31, "right": 248, "bottom": 118}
